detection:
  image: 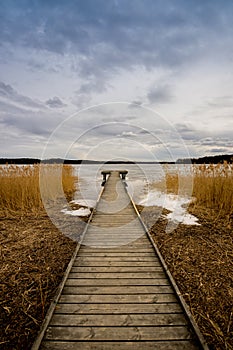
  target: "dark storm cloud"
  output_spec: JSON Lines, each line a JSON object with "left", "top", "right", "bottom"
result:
{"left": 0, "top": 82, "right": 66, "bottom": 137}
{"left": 1, "top": 0, "right": 233, "bottom": 91}
{"left": 209, "top": 147, "right": 229, "bottom": 153}
{"left": 45, "top": 96, "right": 66, "bottom": 108}
{"left": 0, "top": 101, "right": 58, "bottom": 137}
{"left": 129, "top": 101, "right": 144, "bottom": 108}
{"left": 174, "top": 123, "right": 202, "bottom": 141}
{"left": 1, "top": 1, "right": 233, "bottom": 159}
{"left": 147, "top": 84, "right": 174, "bottom": 104}
{"left": 198, "top": 137, "right": 233, "bottom": 148}
{"left": 0, "top": 81, "right": 45, "bottom": 109}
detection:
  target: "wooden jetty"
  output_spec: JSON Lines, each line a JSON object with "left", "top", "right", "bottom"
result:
{"left": 32, "top": 170, "right": 209, "bottom": 350}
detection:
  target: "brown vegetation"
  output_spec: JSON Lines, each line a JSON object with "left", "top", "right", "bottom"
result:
{"left": 0, "top": 164, "right": 77, "bottom": 215}
{"left": 192, "top": 163, "right": 233, "bottom": 216}
{"left": 152, "top": 163, "right": 233, "bottom": 217}
{"left": 0, "top": 164, "right": 84, "bottom": 349}
{"left": 143, "top": 163, "right": 233, "bottom": 350}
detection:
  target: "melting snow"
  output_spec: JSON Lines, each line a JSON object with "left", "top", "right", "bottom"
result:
{"left": 61, "top": 207, "right": 91, "bottom": 217}
{"left": 139, "top": 191, "right": 200, "bottom": 226}
{"left": 69, "top": 199, "right": 96, "bottom": 208}
{"left": 61, "top": 198, "right": 95, "bottom": 217}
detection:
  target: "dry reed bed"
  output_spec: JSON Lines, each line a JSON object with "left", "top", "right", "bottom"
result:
{"left": 0, "top": 164, "right": 77, "bottom": 214}
{"left": 152, "top": 163, "right": 233, "bottom": 215}
{"left": 0, "top": 164, "right": 84, "bottom": 349}
{"left": 144, "top": 163, "right": 233, "bottom": 350}
{"left": 192, "top": 163, "right": 233, "bottom": 216}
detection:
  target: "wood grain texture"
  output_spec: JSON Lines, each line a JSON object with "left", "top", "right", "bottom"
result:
{"left": 44, "top": 325, "right": 192, "bottom": 341}
{"left": 40, "top": 341, "right": 200, "bottom": 350}
{"left": 33, "top": 171, "right": 206, "bottom": 350}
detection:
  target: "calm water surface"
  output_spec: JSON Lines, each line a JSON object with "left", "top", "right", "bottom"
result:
{"left": 74, "top": 163, "right": 188, "bottom": 204}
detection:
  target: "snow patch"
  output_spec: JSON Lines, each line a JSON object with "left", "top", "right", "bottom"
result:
{"left": 70, "top": 199, "right": 96, "bottom": 208}
{"left": 139, "top": 191, "right": 200, "bottom": 226}
{"left": 61, "top": 208, "right": 91, "bottom": 217}
{"left": 61, "top": 198, "right": 95, "bottom": 217}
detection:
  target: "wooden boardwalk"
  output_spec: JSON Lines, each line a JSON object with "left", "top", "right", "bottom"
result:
{"left": 32, "top": 171, "right": 208, "bottom": 350}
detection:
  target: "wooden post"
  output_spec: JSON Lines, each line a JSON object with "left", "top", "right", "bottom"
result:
{"left": 101, "top": 171, "right": 111, "bottom": 186}
{"left": 120, "top": 170, "right": 128, "bottom": 186}
{"left": 120, "top": 170, "right": 128, "bottom": 180}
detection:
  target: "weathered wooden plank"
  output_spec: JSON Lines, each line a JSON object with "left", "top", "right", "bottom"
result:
{"left": 62, "top": 285, "right": 174, "bottom": 295}
{"left": 93, "top": 214, "right": 137, "bottom": 217}
{"left": 81, "top": 239, "right": 148, "bottom": 243}
{"left": 65, "top": 278, "right": 170, "bottom": 286}
{"left": 81, "top": 238, "right": 148, "bottom": 242}
{"left": 89, "top": 225, "right": 141, "bottom": 228}
{"left": 54, "top": 303, "right": 182, "bottom": 314}
{"left": 79, "top": 248, "right": 155, "bottom": 252}
{"left": 82, "top": 234, "right": 148, "bottom": 238}
{"left": 81, "top": 240, "right": 147, "bottom": 245}
{"left": 87, "top": 219, "right": 141, "bottom": 224}
{"left": 59, "top": 293, "right": 177, "bottom": 304}
{"left": 81, "top": 242, "right": 148, "bottom": 247}
{"left": 40, "top": 340, "right": 200, "bottom": 350}
{"left": 85, "top": 231, "right": 146, "bottom": 235}
{"left": 73, "top": 260, "right": 162, "bottom": 267}
{"left": 81, "top": 240, "right": 152, "bottom": 245}
{"left": 82, "top": 239, "right": 150, "bottom": 243}
{"left": 44, "top": 325, "right": 191, "bottom": 341}
{"left": 68, "top": 272, "right": 166, "bottom": 279}
{"left": 74, "top": 256, "right": 160, "bottom": 262}
{"left": 85, "top": 225, "right": 144, "bottom": 230}
{"left": 75, "top": 256, "right": 161, "bottom": 266}
{"left": 77, "top": 252, "right": 156, "bottom": 256}
{"left": 84, "top": 229, "right": 145, "bottom": 233}
{"left": 80, "top": 245, "right": 148, "bottom": 249}
{"left": 50, "top": 312, "right": 187, "bottom": 326}
{"left": 71, "top": 266, "right": 164, "bottom": 273}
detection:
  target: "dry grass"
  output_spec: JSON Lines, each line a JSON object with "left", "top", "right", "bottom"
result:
{"left": 0, "top": 164, "right": 77, "bottom": 215}
{"left": 192, "top": 163, "right": 233, "bottom": 216}
{"left": 0, "top": 164, "right": 84, "bottom": 349}
{"left": 151, "top": 163, "right": 233, "bottom": 216}
{"left": 150, "top": 164, "right": 193, "bottom": 196}
{"left": 144, "top": 162, "right": 233, "bottom": 349}
{"left": 0, "top": 213, "right": 84, "bottom": 350}
{"left": 141, "top": 208, "right": 233, "bottom": 350}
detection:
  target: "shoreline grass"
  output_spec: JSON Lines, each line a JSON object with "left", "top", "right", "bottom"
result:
{"left": 192, "top": 163, "right": 233, "bottom": 215}
{"left": 0, "top": 164, "right": 77, "bottom": 215}
{"left": 150, "top": 163, "right": 233, "bottom": 217}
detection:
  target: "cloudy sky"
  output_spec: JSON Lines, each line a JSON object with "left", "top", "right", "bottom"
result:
{"left": 0, "top": 0, "right": 233, "bottom": 161}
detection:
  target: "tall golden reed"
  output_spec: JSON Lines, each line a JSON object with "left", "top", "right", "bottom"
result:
{"left": 192, "top": 162, "right": 233, "bottom": 214}
{"left": 0, "top": 164, "right": 77, "bottom": 214}
{"left": 156, "top": 163, "right": 233, "bottom": 214}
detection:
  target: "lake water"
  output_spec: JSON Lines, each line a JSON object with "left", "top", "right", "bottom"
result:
{"left": 72, "top": 163, "right": 199, "bottom": 226}
{"left": 75, "top": 163, "right": 172, "bottom": 203}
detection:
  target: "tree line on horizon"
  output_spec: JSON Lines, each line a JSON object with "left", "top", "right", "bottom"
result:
{"left": 0, "top": 154, "right": 232, "bottom": 164}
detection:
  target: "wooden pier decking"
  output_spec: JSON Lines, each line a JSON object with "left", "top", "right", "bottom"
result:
{"left": 32, "top": 171, "right": 208, "bottom": 350}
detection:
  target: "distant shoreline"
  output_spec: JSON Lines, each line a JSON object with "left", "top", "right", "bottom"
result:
{"left": 0, "top": 153, "right": 232, "bottom": 165}
{"left": 0, "top": 158, "right": 174, "bottom": 165}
